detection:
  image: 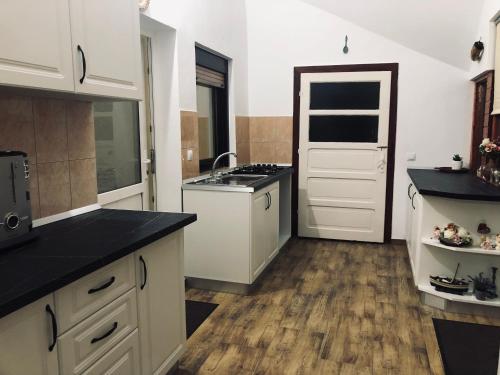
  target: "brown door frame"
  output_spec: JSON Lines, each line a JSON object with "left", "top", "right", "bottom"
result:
{"left": 292, "top": 63, "right": 399, "bottom": 243}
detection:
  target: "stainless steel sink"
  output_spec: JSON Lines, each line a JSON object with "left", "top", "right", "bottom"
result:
{"left": 184, "top": 174, "right": 268, "bottom": 192}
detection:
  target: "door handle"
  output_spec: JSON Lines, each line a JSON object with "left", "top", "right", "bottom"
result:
{"left": 45, "top": 305, "right": 58, "bottom": 352}
{"left": 411, "top": 192, "right": 417, "bottom": 210}
{"left": 139, "top": 256, "right": 148, "bottom": 290}
{"left": 408, "top": 183, "right": 413, "bottom": 199}
{"left": 77, "top": 45, "right": 86, "bottom": 84}
{"left": 88, "top": 277, "right": 115, "bottom": 294}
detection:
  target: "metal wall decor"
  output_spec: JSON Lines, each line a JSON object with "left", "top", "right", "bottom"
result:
{"left": 139, "top": 0, "right": 150, "bottom": 11}
{"left": 343, "top": 35, "right": 349, "bottom": 54}
{"left": 471, "top": 39, "right": 484, "bottom": 62}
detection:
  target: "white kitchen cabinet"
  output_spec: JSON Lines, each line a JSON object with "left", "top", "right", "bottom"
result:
{"left": 0, "top": 295, "right": 59, "bottom": 375}
{"left": 136, "top": 231, "right": 186, "bottom": 375}
{"left": 406, "top": 180, "right": 421, "bottom": 284}
{"left": 184, "top": 181, "right": 280, "bottom": 286}
{"left": 251, "top": 184, "right": 279, "bottom": 280}
{"left": 0, "top": 0, "right": 74, "bottom": 92}
{"left": 69, "top": 0, "right": 142, "bottom": 99}
{"left": 0, "top": 0, "right": 142, "bottom": 100}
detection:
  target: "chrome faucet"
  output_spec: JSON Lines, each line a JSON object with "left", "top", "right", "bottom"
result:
{"left": 211, "top": 152, "right": 237, "bottom": 177}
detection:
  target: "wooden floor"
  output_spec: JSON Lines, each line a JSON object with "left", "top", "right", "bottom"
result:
{"left": 179, "top": 238, "right": 500, "bottom": 374}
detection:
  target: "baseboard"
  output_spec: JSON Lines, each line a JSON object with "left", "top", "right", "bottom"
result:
{"left": 390, "top": 239, "right": 407, "bottom": 246}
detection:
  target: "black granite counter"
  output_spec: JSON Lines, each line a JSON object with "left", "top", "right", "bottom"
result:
{"left": 0, "top": 209, "right": 196, "bottom": 319}
{"left": 252, "top": 166, "right": 294, "bottom": 192}
{"left": 408, "top": 168, "right": 500, "bottom": 201}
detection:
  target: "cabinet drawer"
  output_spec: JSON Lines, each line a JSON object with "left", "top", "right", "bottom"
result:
{"left": 58, "top": 289, "right": 138, "bottom": 375}
{"left": 55, "top": 255, "right": 136, "bottom": 332}
{"left": 81, "top": 329, "right": 140, "bottom": 375}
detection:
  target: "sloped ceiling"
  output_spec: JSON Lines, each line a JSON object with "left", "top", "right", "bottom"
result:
{"left": 300, "top": 0, "right": 485, "bottom": 70}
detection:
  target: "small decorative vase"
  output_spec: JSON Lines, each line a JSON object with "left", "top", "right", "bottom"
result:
{"left": 451, "top": 160, "right": 463, "bottom": 170}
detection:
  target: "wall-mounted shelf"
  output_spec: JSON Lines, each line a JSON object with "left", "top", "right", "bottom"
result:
{"left": 419, "top": 284, "right": 500, "bottom": 307}
{"left": 422, "top": 237, "right": 500, "bottom": 256}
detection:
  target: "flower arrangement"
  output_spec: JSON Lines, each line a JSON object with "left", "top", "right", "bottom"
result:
{"left": 479, "top": 138, "right": 500, "bottom": 159}
{"left": 434, "top": 223, "right": 473, "bottom": 247}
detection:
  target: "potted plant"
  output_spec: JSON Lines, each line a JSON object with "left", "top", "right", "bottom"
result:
{"left": 451, "top": 154, "right": 463, "bottom": 170}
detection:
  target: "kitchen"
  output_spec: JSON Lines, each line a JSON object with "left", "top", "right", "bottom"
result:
{"left": 1, "top": 1, "right": 500, "bottom": 374}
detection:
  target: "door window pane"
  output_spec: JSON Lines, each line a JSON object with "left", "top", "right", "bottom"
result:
{"left": 94, "top": 102, "right": 141, "bottom": 194}
{"left": 197, "top": 85, "right": 215, "bottom": 160}
{"left": 310, "top": 82, "right": 380, "bottom": 110}
{"left": 309, "top": 115, "right": 379, "bottom": 143}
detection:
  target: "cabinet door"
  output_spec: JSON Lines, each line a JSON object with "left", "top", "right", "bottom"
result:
{"left": 136, "top": 231, "right": 186, "bottom": 375}
{"left": 0, "top": 0, "right": 74, "bottom": 92}
{"left": 0, "top": 295, "right": 59, "bottom": 375}
{"left": 69, "top": 0, "right": 142, "bottom": 99}
{"left": 251, "top": 190, "right": 269, "bottom": 280}
{"left": 267, "top": 184, "right": 280, "bottom": 262}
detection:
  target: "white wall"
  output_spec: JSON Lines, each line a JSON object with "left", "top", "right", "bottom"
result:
{"left": 469, "top": 0, "right": 499, "bottom": 78}
{"left": 245, "top": 0, "right": 473, "bottom": 239}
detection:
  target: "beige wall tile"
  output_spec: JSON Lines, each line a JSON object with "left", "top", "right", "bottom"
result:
{"left": 70, "top": 158, "right": 98, "bottom": 209}
{"left": 236, "top": 116, "right": 250, "bottom": 144}
{"left": 0, "top": 95, "right": 36, "bottom": 163}
{"left": 38, "top": 161, "right": 71, "bottom": 217}
{"left": 67, "top": 101, "right": 95, "bottom": 160}
{"left": 250, "top": 117, "right": 276, "bottom": 143}
{"left": 34, "top": 98, "right": 68, "bottom": 163}
{"left": 275, "top": 141, "right": 292, "bottom": 164}
{"left": 274, "top": 117, "right": 293, "bottom": 142}
{"left": 236, "top": 142, "right": 250, "bottom": 165}
{"left": 181, "top": 111, "right": 199, "bottom": 149}
{"left": 251, "top": 142, "right": 276, "bottom": 164}
{"left": 29, "top": 164, "right": 40, "bottom": 220}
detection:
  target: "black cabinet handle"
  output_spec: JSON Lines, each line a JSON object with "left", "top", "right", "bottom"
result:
{"left": 269, "top": 192, "right": 272, "bottom": 209}
{"left": 139, "top": 256, "right": 148, "bottom": 290}
{"left": 88, "top": 277, "right": 115, "bottom": 294}
{"left": 411, "top": 192, "right": 416, "bottom": 210}
{"left": 45, "top": 304, "right": 57, "bottom": 352}
{"left": 408, "top": 183, "right": 413, "bottom": 198}
{"left": 265, "top": 193, "right": 270, "bottom": 210}
{"left": 90, "top": 322, "right": 118, "bottom": 344}
{"left": 77, "top": 45, "right": 86, "bottom": 84}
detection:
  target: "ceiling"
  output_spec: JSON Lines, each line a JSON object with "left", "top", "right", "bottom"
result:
{"left": 300, "top": 0, "right": 486, "bottom": 70}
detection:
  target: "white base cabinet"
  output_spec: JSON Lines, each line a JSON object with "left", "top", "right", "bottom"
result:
{"left": 184, "top": 182, "right": 280, "bottom": 285}
{"left": 136, "top": 230, "right": 186, "bottom": 375}
{"left": 0, "top": 295, "right": 59, "bottom": 375}
{"left": 0, "top": 230, "right": 186, "bottom": 375}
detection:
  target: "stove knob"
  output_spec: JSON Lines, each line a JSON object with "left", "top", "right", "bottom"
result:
{"left": 4, "top": 212, "right": 20, "bottom": 231}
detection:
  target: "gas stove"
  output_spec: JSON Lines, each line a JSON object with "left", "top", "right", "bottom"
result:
{"left": 231, "top": 164, "right": 286, "bottom": 176}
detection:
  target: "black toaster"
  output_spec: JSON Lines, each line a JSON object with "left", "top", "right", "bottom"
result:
{"left": 0, "top": 151, "right": 37, "bottom": 250}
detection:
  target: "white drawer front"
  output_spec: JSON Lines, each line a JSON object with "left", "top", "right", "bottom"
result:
{"left": 81, "top": 329, "right": 140, "bottom": 375}
{"left": 58, "top": 289, "right": 138, "bottom": 375}
{"left": 55, "top": 255, "right": 136, "bottom": 332}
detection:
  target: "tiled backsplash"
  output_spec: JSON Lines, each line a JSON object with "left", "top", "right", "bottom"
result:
{"left": 181, "top": 112, "right": 293, "bottom": 180}
{"left": 248, "top": 117, "right": 292, "bottom": 164}
{"left": 0, "top": 94, "right": 97, "bottom": 219}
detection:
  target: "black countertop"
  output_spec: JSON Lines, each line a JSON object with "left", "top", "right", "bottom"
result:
{"left": 0, "top": 209, "right": 196, "bottom": 319}
{"left": 252, "top": 166, "right": 294, "bottom": 191}
{"left": 408, "top": 168, "right": 500, "bottom": 201}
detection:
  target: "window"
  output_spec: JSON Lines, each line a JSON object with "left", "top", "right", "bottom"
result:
{"left": 94, "top": 102, "right": 141, "bottom": 194}
{"left": 195, "top": 47, "right": 229, "bottom": 172}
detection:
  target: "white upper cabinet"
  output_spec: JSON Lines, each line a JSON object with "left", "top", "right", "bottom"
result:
{"left": 0, "top": 0, "right": 142, "bottom": 100}
{"left": 0, "top": 0, "right": 74, "bottom": 92}
{"left": 69, "top": 0, "right": 142, "bottom": 100}
{"left": 493, "top": 22, "right": 500, "bottom": 115}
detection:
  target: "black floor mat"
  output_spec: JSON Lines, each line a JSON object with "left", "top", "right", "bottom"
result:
{"left": 433, "top": 318, "right": 500, "bottom": 375}
{"left": 185, "top": 300, "right": 218, "bottom": 339}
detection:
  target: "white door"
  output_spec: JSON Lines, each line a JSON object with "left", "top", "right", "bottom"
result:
{"left": 251, "top": 190, "right": 269, "bottom": 280}
{"left": 298, "top": 71, "right": 391, "bottom": 243}
{"left": 0, "top": 295, "right": 59, "bottom": 375}
{"left": 0, "top": 0, "right": 74, "bottom": 92}
{"left": 69, "top": 0, "right": 142, "bottom": 100}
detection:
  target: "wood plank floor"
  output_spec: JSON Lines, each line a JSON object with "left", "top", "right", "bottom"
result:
{"left": 178, "top": 238, "right": 500, "bottom": 374}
